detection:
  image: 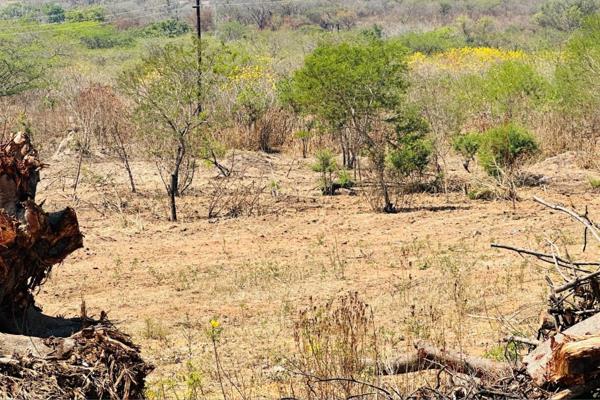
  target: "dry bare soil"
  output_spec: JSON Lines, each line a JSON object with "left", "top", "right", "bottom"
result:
{"left": 34, "top": 150, "right": 600, "bottom": 395}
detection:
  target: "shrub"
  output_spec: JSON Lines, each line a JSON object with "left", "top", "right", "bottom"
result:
{"left": 337, "top": 169, "right": 355, "bottom": 189}
{"left": 477, "top": 124, "right": 538, "bottom": 177}
{"left": 387, "top": 109, "right": 432, "bottom": 178}
{"left": 80, "top": 31, "right": 134, "bottom": 49}
{"left": 44, "top": 4, "right": 65, "bottom": 23}
{"left": 399, "top": 27, "right": 466, "bottom": 54}
{"left": 66, "top": 6, "right": 106, "bottom": 22}
{"left": 290, "top": 293, "right": 378, "bottom": 400}
{"left": 589, "top": 177, "right": 600, "bottom": 190}
{"left": 456, "top": 124, "right": 538, "bottom": 205}
{"left": 0, "top": 4, "right": 36, "bottom": 20}
{"left": 452, "top": 132, "right": 481, "bottom": 171}
{"left": 141, "top": 19, "right": 191, "bottom": 38}
{"left": 294, "top": 129, "right": 312, "bottom": 158}
{"left": 535, "top": 0, "right": 600, "bottom": 32}
{"left": 386, "top": 133, "right": 432, "bottom": 177}
{"left": 312, "top": 149, "right": 338, "bottom": 195}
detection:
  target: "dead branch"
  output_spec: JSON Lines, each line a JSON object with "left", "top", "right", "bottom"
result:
{"left": 533, "top": 196, "right": 600, "bottom": 244}
{"left": 379, "top": 341, "right": 515, "bottom": 380}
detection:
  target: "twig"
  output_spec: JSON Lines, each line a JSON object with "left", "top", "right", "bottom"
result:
{"left": 502, "top": 336, "right": 540, "bottom": 348}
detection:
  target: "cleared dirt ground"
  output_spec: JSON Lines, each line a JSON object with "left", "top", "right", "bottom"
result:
{"left": 34, "top": 150, "right": 600, "bottom": 395}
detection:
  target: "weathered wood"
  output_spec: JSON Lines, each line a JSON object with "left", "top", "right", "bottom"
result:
{"left": 524, "top": 313, "right": 600, "bottom": 386}
{"left": 533, "top": 196, "right": 600, "bottom": 244}
{"left": 379, "top": 341, "right": 514, "bottom": 380}
{"left": 547, "top": 335, "right": 600, "bottom": 385}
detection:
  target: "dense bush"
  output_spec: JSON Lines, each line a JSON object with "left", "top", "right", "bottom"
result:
{"left": 141, "top": 19, "right": 191, "bottom": 38}
{"left": 535, "top": 0, "right": 600, "bottom": 31}
{"left": 80, "top": 30, "right": 134, "bottom": 49}
{"left": 44, "top": 4, "right": 65, "bottom": 24}
{"left": 399, "top": 27, "right": 466, "bottom": 54}
{"left": 454, "top": 124, "right": 538, "bottom": 203}
{"left": 0, "top": 4, "right": 37, "bottom": 20}
{"left": 66, "top": 6, "right": 106, "bottom": 23}
{"left": 387, "top": 110, "right": 432, "bottom": 177}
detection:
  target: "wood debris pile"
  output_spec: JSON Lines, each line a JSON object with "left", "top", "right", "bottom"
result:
{"left": 0, "top": 323, "right": 153, "bottom": 399}
{"left": 384, "top": 196, "right": 600, "bottom": 399}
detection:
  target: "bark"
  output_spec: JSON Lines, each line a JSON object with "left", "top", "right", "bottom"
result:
{"left": 546, "top": 335, "right": 600, "bottom": 386}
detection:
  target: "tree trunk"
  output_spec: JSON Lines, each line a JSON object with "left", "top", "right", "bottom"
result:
{"left": 112, "top": 124, "right": 136, "bottom": 193}
{"left": 169, "top": 173, "right": 178, "bottom": 222}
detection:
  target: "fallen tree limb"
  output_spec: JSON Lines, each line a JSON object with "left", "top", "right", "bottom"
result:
{"left": 554, "top": 269, "right": 600, "bottom": 294}
{"left": 503, "top": 335, "right": 540, "bottom": 348}
{"left": 550, "top": 381, "right": 600, "bottom": 400}
{"left": 533, "top": 196, "right": 600, "bottom": 244}
{"left": 379, "top": 341, "right": 515, "bottom": 380}
{"left": 547, "top": 335, "right": 600, "bottom": 386}
{"left": 491, "top": 243, "right": 599, "bottom": 271}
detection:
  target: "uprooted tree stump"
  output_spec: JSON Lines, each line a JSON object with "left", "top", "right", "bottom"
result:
{"left": 0, "top": 133, "right": 153, "bottom": 399}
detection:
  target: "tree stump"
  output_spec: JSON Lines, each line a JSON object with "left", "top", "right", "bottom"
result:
{"left": 0, "top": 132, "right": 83, "bottom": 313}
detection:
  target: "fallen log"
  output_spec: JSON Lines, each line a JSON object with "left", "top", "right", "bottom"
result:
{"left": 380, "top": 341, "right": 514, "bottom": 380}
{"left": 547, "top": 335, "right": 600, "bottom": 386}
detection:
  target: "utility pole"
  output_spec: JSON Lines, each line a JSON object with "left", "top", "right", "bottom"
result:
{"left": 193, "top": 0, "right": 202, "bottom": 114}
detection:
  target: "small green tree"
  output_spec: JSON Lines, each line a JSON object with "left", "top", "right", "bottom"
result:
{"left": 312, "top": 149, "right": 338, "bottom": 195}
{"left": 454, "top": 124, "right": 538, "bottom": 205}
{"left": 44, "top": 4, "right": 65, "bottom": 23}
{"left": 556, "top": 14, "right": 600, "bottom": 107}
{"left": 534, "top": 0, "right": 600, "bottom": 32}
{"left": 381, "top": 109, "right": 432, "bottom": 211}
{"left": 0, "top": 36, "right": 57, "bottom": 98}
{"left": 119, "top": 42, "right": 209, "bottom": 221}
{"left": 282, "top": 37, "right": 412, "bottom": 211}
{"left": 66, "top": 5, "right": 106, "bottom": 23}
{"left": 142, "top": 19, "right": 191, "bottom": 38}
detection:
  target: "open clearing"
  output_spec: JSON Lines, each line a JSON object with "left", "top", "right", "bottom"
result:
{"left": 35, "top": 150, "right": 599, "bottom": 394}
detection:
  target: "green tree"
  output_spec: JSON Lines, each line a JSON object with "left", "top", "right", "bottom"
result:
{"left": 535, "top": 0, "right": 600, "bottom": 32}
{"left": 44, "top": 4, "right": 65, "bottom": 23}
{"left": 142, "top": 19, "right": 191, "bottom": 38}
{"left": 119, "top": 42, "right": 210, "bottom": 221}
{"left": 454, "top": 124, "right": 538, "bottom": 205}
{"left": 556, "top": 14, "right": 600, "bottom": 107}
{"left": 0, "top": 37, "right": 56, "bottom": 98}
{"left": 66, "top": 5, "right": 106, "bottom": 23}
{"left": 281, "top": 38, "right": 412, "bottom": 211}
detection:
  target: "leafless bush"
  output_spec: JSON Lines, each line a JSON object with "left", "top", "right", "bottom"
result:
{"left": 283, "top": 292, "right": 381, "bottom": 400}
{"left": 206, "top": 175, "right": 267, "bottom": 219}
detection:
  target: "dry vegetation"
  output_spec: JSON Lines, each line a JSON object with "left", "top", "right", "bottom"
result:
{"left": 2, "top": 0, "right": 600, "bottom": 398}
{"left": 25, "top": 147, "right": 599, "bottom": 398}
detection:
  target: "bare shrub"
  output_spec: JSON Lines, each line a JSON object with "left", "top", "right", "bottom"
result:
{"left": 284, "top": 292, "right": 380, "bottom": 400}
{"left": 207, "top": 175, "right": 267, "bottom": 219}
